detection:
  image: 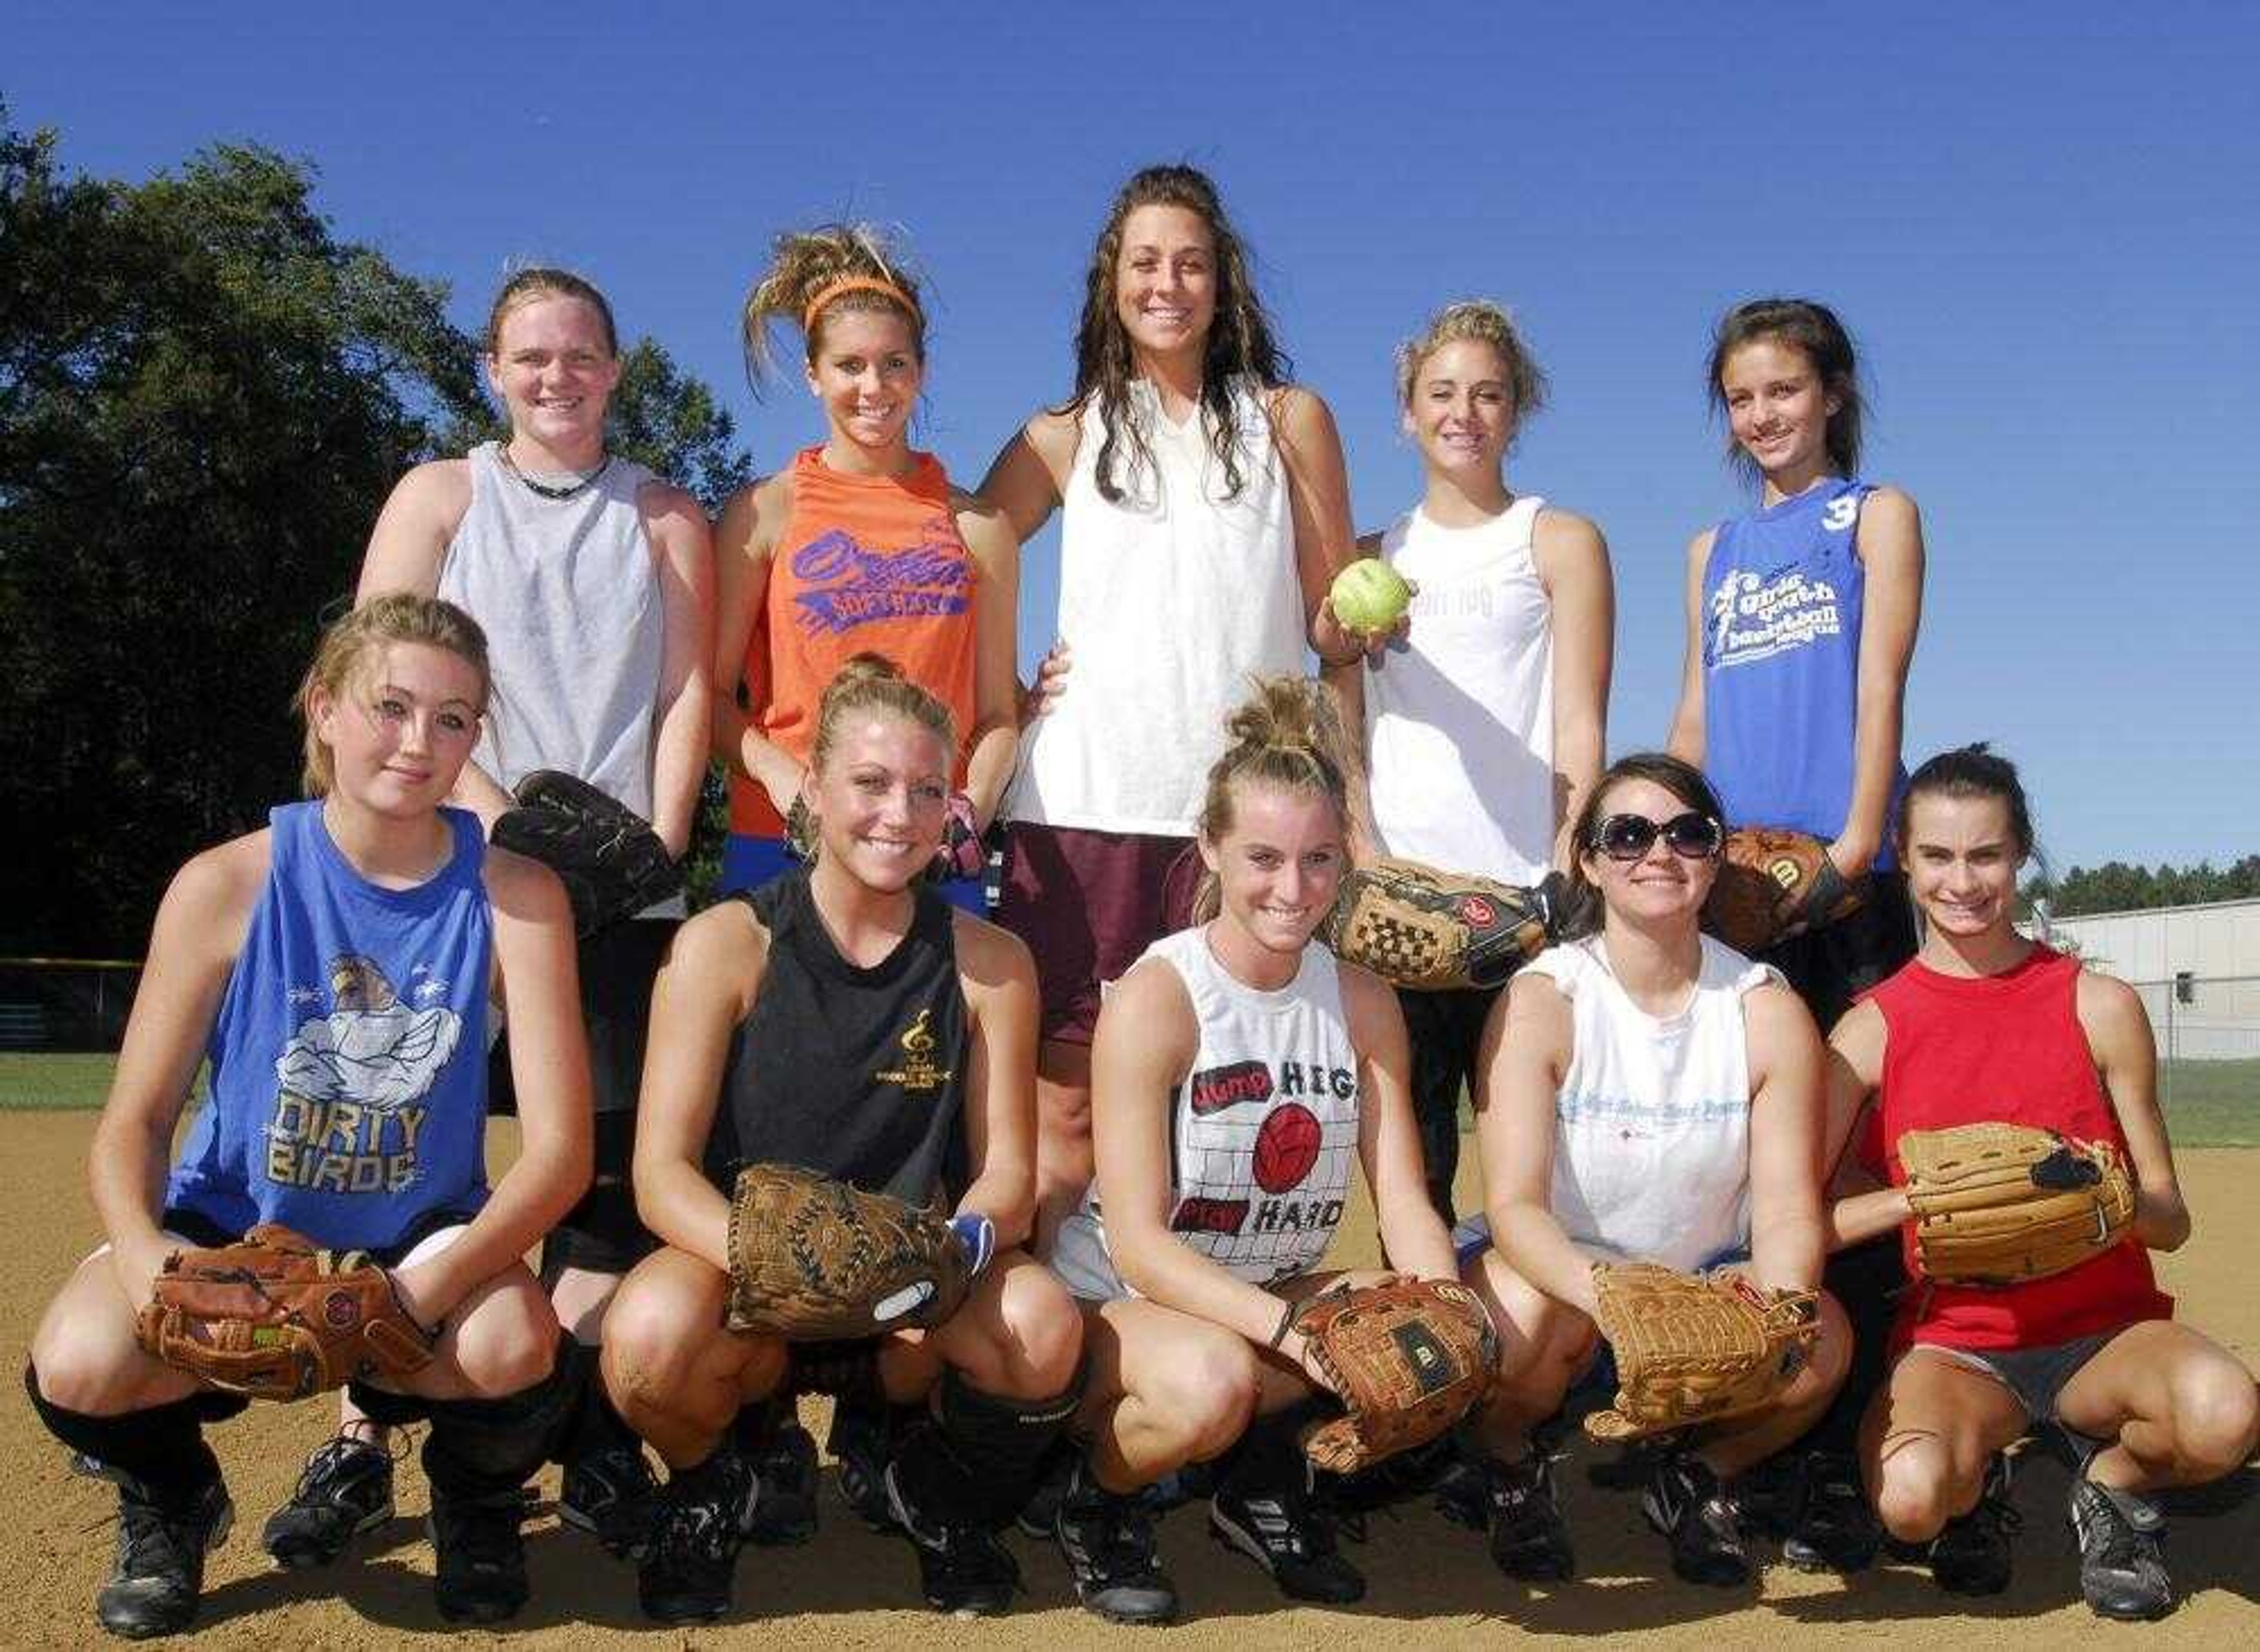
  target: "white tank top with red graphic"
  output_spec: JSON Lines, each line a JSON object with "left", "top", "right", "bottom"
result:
{"left": 1059, "top": 926, "right": 1362, "bottom": 1291}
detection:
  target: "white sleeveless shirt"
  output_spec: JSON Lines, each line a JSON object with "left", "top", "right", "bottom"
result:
{"left": 1529, "top": 935, "right": 1783, "bottom": 1272}
{"left": 437, "top": 442, "right": 664, "bottom": 820}
{"left": 1006, "top": 381, "right": 1306, "bottom": 836}
{"left": 1053, "top": 927, "right": 1362, "bottom": 1292}
{"left": 1365, "top": 496, "right": 1556, "bottom": 884}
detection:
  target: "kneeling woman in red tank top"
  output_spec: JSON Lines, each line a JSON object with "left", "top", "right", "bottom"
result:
{"left": 1826, "top": 746, "right": 2256, "bottom": 1620}
{"left": 601, "top": 656, "right": 1082, "bottom": 1624}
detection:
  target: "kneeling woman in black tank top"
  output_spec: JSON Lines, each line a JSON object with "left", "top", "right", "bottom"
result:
{"left": 601, "top": 656, "right": 1081, "bottom": 1624}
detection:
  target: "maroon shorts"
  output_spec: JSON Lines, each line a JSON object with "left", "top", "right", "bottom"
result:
{"left": 999, "top": 822, "right": 1203, "bottom": 1045}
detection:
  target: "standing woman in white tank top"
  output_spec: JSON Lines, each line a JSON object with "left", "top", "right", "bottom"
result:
{"left": 978, "top": 164, "right": 1374, "bottom": 1252}
{"left": 1458, "top": 752, "right": 1849, "bottom": 1589}
{"left": 316, "top": 270, "right": 714, "bottom": 1565}
{"left": 1354, "top": 301, "right": 1614, "bottom": 1225}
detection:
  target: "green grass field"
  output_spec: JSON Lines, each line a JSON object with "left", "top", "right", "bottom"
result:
{"left": 2156, "top": 1058, "right": 2260, "bottom": 1146}
{"left": 5, "top": 1052, "right": 2251, "bottom": 1143}
{"left": 0, "top": 1053, "right": 204, "bottom": 1112}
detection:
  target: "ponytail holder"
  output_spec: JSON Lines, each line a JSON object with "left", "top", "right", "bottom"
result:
{"left": 803, "top": 275, "right": 918, "bottom": 332}
{"left": 1268, "top": 1299, "right": 1296, "bottom": 1349}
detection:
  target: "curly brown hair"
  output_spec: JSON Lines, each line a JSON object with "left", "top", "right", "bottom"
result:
{"left": 1060, "top": 164, "right": 1290, "bottom": 504}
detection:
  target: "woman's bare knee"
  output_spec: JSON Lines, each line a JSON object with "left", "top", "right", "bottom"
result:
{"left": 990, "top": 1264, "right": 1084, "bottom": 1394}
{"left": 1873, "top": 1437, "right": 1957, "bottom": 1541}
{"left": 2171, "top": 1362, "right": 2260, "bottom": 1477}
{"left": 446, "top": 1275, "right": 559, "bottom": 1397}
{"left": 1162, "top": 1334, "right": 1261, "bottom": 1459}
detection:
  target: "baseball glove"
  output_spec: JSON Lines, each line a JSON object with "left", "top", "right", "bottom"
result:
{"left": 1584, "top": 1263, "right": 1819, "bottom": 1443}
{"left": 725, "top": 1164, "right": 972, "bottom": 1341}
{"left": 1321, "top": 858, "right": 1563, "bottom": 991}
{"left": 1701, "top": 825, "right": 1863, "bottom": 956}
{"left": 1897, "top": 1121, "right": 2137, "bottom": 1285}
{"left": 490, "top": 769, "right": 682, "bottom": 938}
{"left": 1293, "top": 1278, "right": 1498, "bottom": 1472}
{"left": 133, "top": 1224, "right": 436, "bottom": 1402}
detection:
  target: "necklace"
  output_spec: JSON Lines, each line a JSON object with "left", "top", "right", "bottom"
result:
{"left": 498, "top": 446, "right": 611, "bottom": 501}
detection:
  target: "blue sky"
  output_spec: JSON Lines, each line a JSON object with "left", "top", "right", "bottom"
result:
{"left": 10, "top": 3, "right": 2255, "bottom": 874}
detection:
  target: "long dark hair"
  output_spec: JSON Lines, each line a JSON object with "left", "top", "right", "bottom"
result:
{"left": 1059, "top": 164, "right": 1290, "bottom": 504}
{"left": 1707, "top": 297, "right": 1865, "bottom": 480}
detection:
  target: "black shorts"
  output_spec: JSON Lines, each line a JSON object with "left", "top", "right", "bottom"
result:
{"left": 488, "top": 915, "right": 677, "bottom": 1119}
{"left": 540, "top": 1111, "right": 656, "bottom": 1277}
{"left": 1757, "top": 871, "right": 1919, "bottom": 1033}
{"left": 489, "top": 918, "right": 676, "bottom": 1276}
{"left": 158, "top": 1203, "right": 481, "bottom": 1271}
{"left": 1397, "top": 985, "right": 1501, "bottom": 1226}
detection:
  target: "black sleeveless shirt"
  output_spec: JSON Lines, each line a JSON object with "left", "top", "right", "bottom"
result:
{"left": 704, "top": 868, "right": 969, "bottom": 1206}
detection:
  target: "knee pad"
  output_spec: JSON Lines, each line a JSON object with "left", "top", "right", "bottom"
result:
{"left": 420, "top": 1334, "right": 579, "bottom": 1500}
{"left": 895, "top": 1360, "right": 1086, "bottom": 1528}
{"left": 23, "top": 1361, "right": 235, "bottom": 1500}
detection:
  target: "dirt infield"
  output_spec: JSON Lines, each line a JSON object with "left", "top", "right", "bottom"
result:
{"left": 5, "top": 1112, "right": 2254, "bottom": 1647}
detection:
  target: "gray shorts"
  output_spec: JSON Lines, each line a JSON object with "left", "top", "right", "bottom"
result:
{"left": 1915, "top": 1331, "right": 2119, "bottom": 1424}
{"left": 1050, "top": 1208, "right": 1132, "bottom": 1305}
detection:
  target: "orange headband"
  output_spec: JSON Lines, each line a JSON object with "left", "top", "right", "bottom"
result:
{"left": 802, "top": 275, "right": 918, "bottom": 331}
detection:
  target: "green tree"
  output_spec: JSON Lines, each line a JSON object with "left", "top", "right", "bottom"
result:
{"left": 1, "top": 112, "right": 750, "bottom": 952}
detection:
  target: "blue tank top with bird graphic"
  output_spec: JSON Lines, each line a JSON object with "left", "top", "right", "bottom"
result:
{"left": 166, "top": 802, "right": 493, "bottom": 1249}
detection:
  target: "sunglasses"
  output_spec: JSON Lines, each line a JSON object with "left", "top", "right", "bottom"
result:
{"left": 1588, "top": 811, "right": 1725, "bottom": 863}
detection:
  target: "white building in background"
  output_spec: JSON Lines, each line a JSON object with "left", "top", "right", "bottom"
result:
{"left": 2033, "top": 896, "right": 2260, "bottom": 1059}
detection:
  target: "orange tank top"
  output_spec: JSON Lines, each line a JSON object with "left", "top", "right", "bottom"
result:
{"left": 729, "top": 447, "right": 980, "bottom": 836}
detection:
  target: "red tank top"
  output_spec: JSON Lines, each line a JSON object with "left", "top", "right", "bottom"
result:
{"left": 728, "top": 448, "right": 979, "bottom": 836}
{"left": 1861, "top": 945, "right": 2169, "bottom": 1352}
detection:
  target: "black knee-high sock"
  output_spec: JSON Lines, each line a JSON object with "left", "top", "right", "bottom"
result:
{"left": 24, "top": 1362, "right": 242, "bottom": 1504}
{"left": 420, "top": 1337, "right": 580, "bottom": 1504}
{"left": 1215, "top": 1398, "right": 1326, "bottom": 1495}
{"left": 555, "top": 1337, "right": 640, "bottom": 1467}
{"left": 1797, "top": 1238, "right": 1905, "bottom": 1460}
{"left": 890, "top": 1364, "right": 1086, "bottom": 1528}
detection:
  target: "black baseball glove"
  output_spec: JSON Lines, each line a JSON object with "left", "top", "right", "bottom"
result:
{"left": 490, "top": 770, "right": 682, "bottom": 938}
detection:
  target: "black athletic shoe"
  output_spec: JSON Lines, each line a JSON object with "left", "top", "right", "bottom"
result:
{"left": 828, "top": 1394, "right": 898, "bottom": 1532}
{"left": 1782, "top": 1451, "right": 1881, "bottom": 1574}
{"left": 95, "top": 1477, "right": 232, "bottom": 1640}
{"left": 1474, "top": 1451, "right": 1576, "bottom": 1581}
{"left": 1055, "top": 1461, "right": 1178, "bottom": 1624}
{"left": 1643, "top": 1451, "right": 1752, "bottom": 1587}
{"left": 637, "top": 1448, "right": 760, "bottom": 1625}
{"left": 885, "top": 1461, "right": 1022, "bottom": 1617}
{"left": 1730, "top": 1451, "right": 1804, "bottom": 1541}
{"left": 741, "top": 1418, "right": 818, "bottom": 1545}
{"left": 1588, "top": 1435, "right": 1673, "bottom": 1490}
{"left": 1208, "top": 1465, "right": 1366, "bottom": 1604}
{"left": 261, "top": 1432, "right": 394, "bottom": 1570}
{"left": 2069, "top": 1478, "right": 2173, "bottom": 1621}
{"left": 426, "top": 1486, "right": 530, "bottom": 1624}
{"left": 1929, "top": 1454, "right": 2019, "bottom": 1597}
{"left": 560, "top": 1439, "right": 660, "bottom": 1560}
{"left": 1016, "top": 1441, "right": 1076, "bottom": 1540}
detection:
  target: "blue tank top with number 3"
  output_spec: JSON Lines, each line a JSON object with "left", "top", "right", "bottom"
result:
{"left": 1701, "top": 478, "right": 1902, "bottom": 866}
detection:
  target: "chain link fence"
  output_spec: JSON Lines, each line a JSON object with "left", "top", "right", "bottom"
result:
{"left": 0, "top": 958, "right": 140, "bottom": 1053}
{"left": 2122, "top": 974, "right": 2259, "bottom": 1140}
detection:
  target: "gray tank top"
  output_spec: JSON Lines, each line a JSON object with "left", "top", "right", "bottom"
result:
{"left": 437, "top": 441, "right": 664, "bottom": 820}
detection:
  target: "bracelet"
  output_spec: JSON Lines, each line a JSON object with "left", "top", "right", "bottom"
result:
{"left": 1268, "top": 1299, "right": 1295, "bottom": 1349}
